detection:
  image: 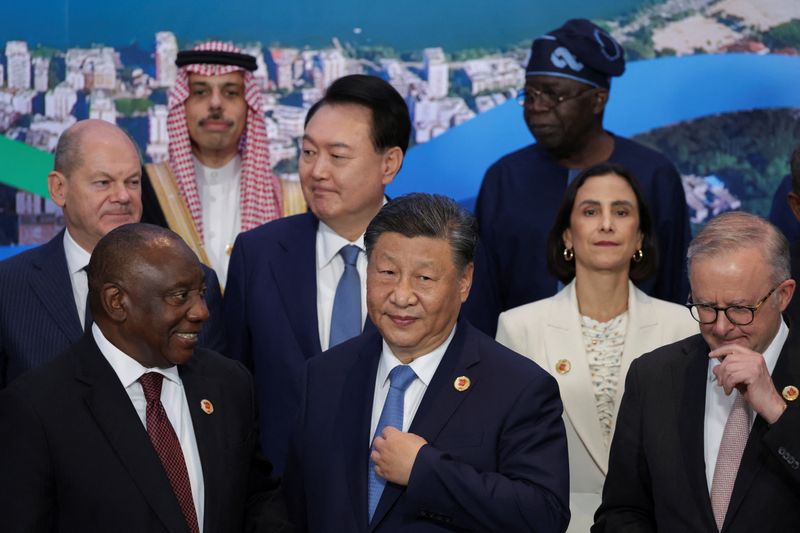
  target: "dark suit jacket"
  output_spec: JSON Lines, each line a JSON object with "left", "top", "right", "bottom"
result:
{"left": 0, "top": 333, "right": 291, "bottom": 533}
{"left": 224, "top": 212, "right": 503, "bottom": 474}
{"left": 593, "top": 333, "right": 800, "bottom": 533}
{"left": 785, "top": 240, "right": 800, "bottom": 328}
{"left": 284, "top": 319, "right": 570, "bottom": 532}
{"left": 0, "top": 230, "right": 226, "bottom": 387}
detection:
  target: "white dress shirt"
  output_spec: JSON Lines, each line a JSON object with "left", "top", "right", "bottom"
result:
{"left": 315, "top": 221, "right": 368, "bottom": 351}
{"left": 63, "top": 228, "right": 92, "bottom": 330}
{"left": 369, "top": 325, "right": 457, "bottom": 441}
{"left": 704, "top": 318, "right": 787, "bottom": 491}
{"left": 194, "top": 155, "right": 241, "bottom": 284}
{"left": 93, "top": 324, "right": 205, "bottom": 531}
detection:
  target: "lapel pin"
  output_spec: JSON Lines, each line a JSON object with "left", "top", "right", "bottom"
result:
{"left": 225, "top": 243, "right": 234, "bottom": 256}
{"left": 782, "top": 385, "right": 799, "bottom": 402}
{"left": 200, "top": 399, "right": 214, "bottom": 414}
{"left": 555, "top": 359, "right": 571, "bottom": 375}
{"left": 453, "top": 376, "right": 471, "bottom": 392}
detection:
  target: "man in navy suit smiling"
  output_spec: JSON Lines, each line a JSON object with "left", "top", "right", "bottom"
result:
{"left": 284, "top": 194, "right": 569, "bottom": 532}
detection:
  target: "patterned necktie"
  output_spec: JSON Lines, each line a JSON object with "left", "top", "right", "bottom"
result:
{"left": 710, "top": 392, "right": 751, "bottom": 531}
{"left": 139, "top": 372, "right": 200, "bottom": 533}
{"left": 367, "top": 364, "right": 417, "bottom": 522}
{"left": 329, "top": 245, "right": 362, "bottom": 348}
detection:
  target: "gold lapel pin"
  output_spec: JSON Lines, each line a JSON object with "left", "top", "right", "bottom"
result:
{"left": 453, "top": 376, "right": 471, "bottom": 392}
{"left": 782, "top": 385, "right": 799, "bottom": 402}
{"left": 555, "top": 359, "right": 571, "bottom": 375}
{"left": 225, "top": 243, "right": 234, "bottom": 256}
{"left": 200, "top": 399, "right": 214, "bottom": 414}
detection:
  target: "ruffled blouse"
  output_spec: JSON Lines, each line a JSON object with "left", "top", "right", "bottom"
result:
{"left": 580, "top": 311, "right": 628, "bottom": 446}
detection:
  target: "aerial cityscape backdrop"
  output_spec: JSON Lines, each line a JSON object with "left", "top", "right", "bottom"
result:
{"left": 0, "top": 0, "right": 799, "bottom": 253}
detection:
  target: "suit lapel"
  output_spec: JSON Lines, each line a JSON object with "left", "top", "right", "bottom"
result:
{"left": 676, "top": 336, "right": 717, "bottom": 529}
{"left": 544, "top": 283, "right": 609, "bottom": 473}
{"left": 723, "top": 329, "right": 800, "bottom": 530}
{"left": 340, "top": 332, "right": 382, "bottom": 531}
{"left": 180, "top": 355, "right": 224, "bottom": 533}
{"left": 370, "top": 320, "right": 477, "bottom": 530}
{"left": 30, "top": 231, "right": 83, "bottom": 342}
{"left": 272, "top": 213, "right": 321, "bottom": 357}
{"left": 613, "top": 285, "right": 658, "bottom": 432}
{"left": 76, "top": 333, "right": 188, "bottom": 533}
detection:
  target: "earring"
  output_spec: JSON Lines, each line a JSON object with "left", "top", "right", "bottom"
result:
{"left": 563, "top": 247, "right": 574, "bottom": 261}
{"left": 632, "top": 249, "right": 644, "bottom": 263}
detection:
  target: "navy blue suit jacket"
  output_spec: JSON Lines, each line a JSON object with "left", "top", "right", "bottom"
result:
{"left": 284, "top": 319, "right": 570, "bottom": 532}
{"left": 224, "top": 212, "right": 503, "bottom": 474}
{"left": 0, "top": 230, "right": 226, "bottom": 387}
{"left": 0, "top": 333, "right": 290, "bottom": 533}
{"left": 225, "top": 212, "right": 326, "bottom": 475}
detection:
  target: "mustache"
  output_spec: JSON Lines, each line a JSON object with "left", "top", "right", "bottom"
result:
{"left": 199, "top": 112, "right": 233, "bottom": 126}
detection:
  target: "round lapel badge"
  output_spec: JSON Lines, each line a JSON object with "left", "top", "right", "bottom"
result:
{"left": 782, "top": 385, "right": 799, "bottom": 402}
{"left": 200, "top": 399, "right": 214, "bottom": 414}
{"left": 555, "top": 359, "right": 571, "bottom": 375}
{"left": 453, "top": 376, "right": 471, "bottom": 392}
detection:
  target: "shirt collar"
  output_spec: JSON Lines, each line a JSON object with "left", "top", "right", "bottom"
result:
{"left": 92, "top": 323, "right": 182, "bottom": 390}
{"left": 63, "top": 228, "right": 92, "bottom": 275}
{"left": 707, "top": 317, "right": 788, "bottom": 383}
{"left": 317, "top": 220, "right": 365, "bottom": 270}
{"left": 376, "top": 324, "right": 457, "bottom": 389}
{"left": 192, "top": 154, "right": 241, "bottom": 186}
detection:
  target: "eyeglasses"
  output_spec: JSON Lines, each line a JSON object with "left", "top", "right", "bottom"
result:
{"left": 686, "top": 283, "right": 783, "bottom": 326}
{"left": 516, "top": 85, "right": 594, "bottom": 109}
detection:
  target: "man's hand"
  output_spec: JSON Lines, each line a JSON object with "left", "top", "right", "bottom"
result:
{"left": 709, "top": 344, "right": 786, "bottom": 424}
{"left": 371, "top": 427, "right": 427, "bottom": 486}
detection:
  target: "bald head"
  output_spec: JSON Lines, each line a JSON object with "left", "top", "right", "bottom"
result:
{"left": 88, "top": 223, "right": 208, "bottom": 368}
{"left": 54, "top": 119, "right": 139, "bottom": 178}
{"left": 88, "top": 223, "right": 191, "bottom": 302}
{"left": 48, "top": 119, "right": 143, "bottom": 252}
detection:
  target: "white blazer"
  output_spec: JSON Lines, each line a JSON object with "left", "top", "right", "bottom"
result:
{"left": 496, "top": 280, "right": 698, "bottom": 533}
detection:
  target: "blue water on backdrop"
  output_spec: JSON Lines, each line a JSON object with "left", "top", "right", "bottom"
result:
{"left": 1, "top": 0, "right": 645, "bottom": 51}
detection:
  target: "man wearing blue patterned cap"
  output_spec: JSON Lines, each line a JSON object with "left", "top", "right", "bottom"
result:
{"left": 476, "top": 19, "right": 690, "bottom": 310}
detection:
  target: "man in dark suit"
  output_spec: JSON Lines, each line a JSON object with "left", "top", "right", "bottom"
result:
{"left": 226, "top": 75, "right": 500, "bottom": 474}
{"left": 594, "top": 211, "right": 800, "bottom": 532}
{"left": 284, "top": 193, "right": 569, "bottom": 532}
{"left": 0, "top": 223, "right": 290, "bottom": 533}
{"left": 0, "top": 119, "right": 224, "bottom": 388}
{"left": 224, "top": 75, "right": 408, "bottom": 475}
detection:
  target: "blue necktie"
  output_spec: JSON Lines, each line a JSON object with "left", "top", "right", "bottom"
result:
{"left": 367, "top": 364, "right": 417, "bottom": 522}
{"left": 329, "top": 245, "right": 362, "bottom": 348}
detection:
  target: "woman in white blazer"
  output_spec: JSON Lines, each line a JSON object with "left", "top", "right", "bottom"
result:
{"left": 496, "top": 162, "right": 698, "bottom": 533}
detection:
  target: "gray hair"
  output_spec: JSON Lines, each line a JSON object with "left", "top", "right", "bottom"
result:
{"left": 53, "top": 123, "right": 84, "bottom": 176}
{"left": 364, "top": 193, "right": 478, "bottom": 272}
{"left": 687, "top": 211, "right": 790, "bottom": 285}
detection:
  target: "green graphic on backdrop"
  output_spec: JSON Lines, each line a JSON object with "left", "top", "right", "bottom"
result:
{"left": 0, "top": 137, "right": 52, "bottom": 198}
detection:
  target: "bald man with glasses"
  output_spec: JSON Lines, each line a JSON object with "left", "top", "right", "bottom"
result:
{"left": 595, "top": 211, "right": 800, "bottom": 532}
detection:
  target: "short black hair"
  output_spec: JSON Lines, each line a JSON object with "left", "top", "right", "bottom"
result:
{"left": 365, "top": 193, "right": 477, "bottom": 272}
{"left": 546, "top": 162, "right": 658, "bottom": 283}
{"left": 305, "top": 74, "right": 411, "bottom": 154}
{"left": 87, "top": 223, "right": 185, "bottom": 317}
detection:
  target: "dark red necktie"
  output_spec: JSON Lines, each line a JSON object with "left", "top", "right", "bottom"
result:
{"left": 139, "top": 372, "right": 200, "bottom": 533}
